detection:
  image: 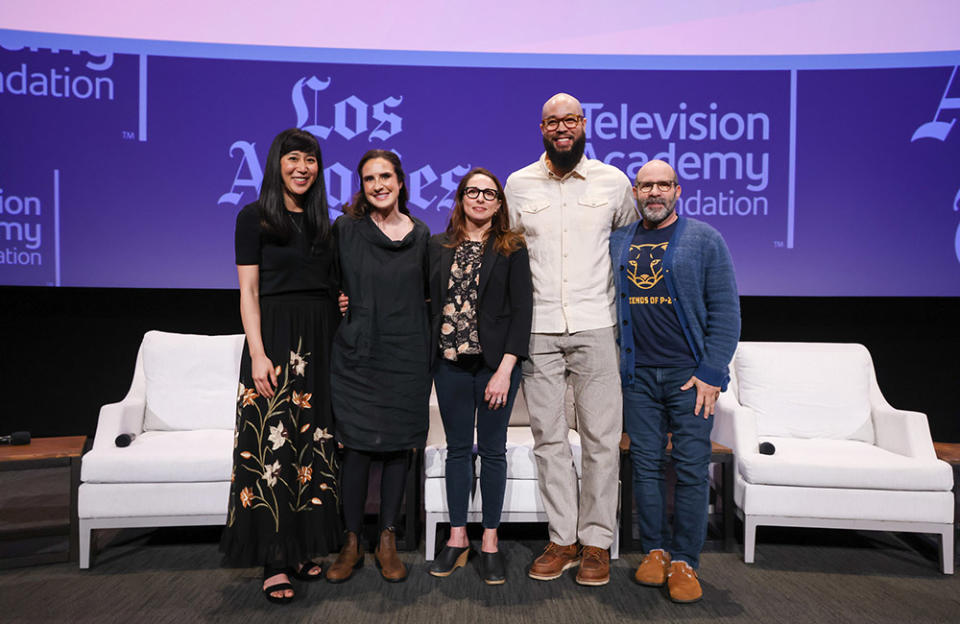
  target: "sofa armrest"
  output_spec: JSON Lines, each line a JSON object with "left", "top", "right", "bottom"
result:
{"left": 714, "top": 395, "right": 759, "bottom": 458}
{"left": 872, "top": 405, "right": 937, "bottom": 459}
{"left": 91, "top": 398, "right": 146, "bottom": 451}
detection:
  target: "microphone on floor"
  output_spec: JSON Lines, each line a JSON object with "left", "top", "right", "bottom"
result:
{"left": 115, "top": 433, "right": 137, "bottom": 448}
{"left": 758, "top": 441, "right": 776, "bottom": 455}
{"left": 0, "top": 431, "right": 31, "bottom": 445}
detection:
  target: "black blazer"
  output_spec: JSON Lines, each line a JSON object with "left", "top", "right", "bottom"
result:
{"left": 428, "top": 233, "right": 533, "bottom": 370}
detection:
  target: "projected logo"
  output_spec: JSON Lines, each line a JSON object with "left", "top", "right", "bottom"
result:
{"left": 0, "top": 44, "right": 115, "bottom": 100}
{"left": 0, "top": 172, "right": 60, "bottom": 286}
{"left": 584, "top": 100, "right": 776, "bottom": 221}
{"left": 910, "top": 65, "right": 960, "bottom": 263}
{"left": 219, "top": 74, "right": 471, "bottom": 225}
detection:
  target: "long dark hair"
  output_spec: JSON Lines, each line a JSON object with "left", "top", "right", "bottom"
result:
{"left": 344, "top": 149, "right": 410, "bottom": 218}
{"left": 258, "top": 128, "right": 331, "bottom": 246}
{"left": 445, "top": 167, "right": 525, "bottom": 256}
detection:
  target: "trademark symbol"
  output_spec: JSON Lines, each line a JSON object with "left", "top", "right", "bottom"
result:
{"left": 773, "top": 240, "right": 785, "bottom": 248}
{"left": 122, "top": 130, "right": 135, "bottom": 140}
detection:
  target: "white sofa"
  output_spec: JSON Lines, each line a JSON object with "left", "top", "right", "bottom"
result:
{"left": 79, "top": 331, "right": 244, "bottom": 568}
{"left": 423, "top": 385, "right": 620, "bottom": 561}
{"left": 712, "top": 342, "right": 955, "bottom": 573}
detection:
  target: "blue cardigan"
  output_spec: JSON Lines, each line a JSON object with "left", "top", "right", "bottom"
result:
{"left": 609, "top": 216, "right": 741, "bottom": 390}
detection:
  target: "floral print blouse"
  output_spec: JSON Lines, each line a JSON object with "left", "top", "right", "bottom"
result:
{"left": 439, "top": 240, "right": 484, "bottom": 361}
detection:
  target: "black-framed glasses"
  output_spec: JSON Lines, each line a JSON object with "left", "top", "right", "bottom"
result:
{"left": 541, "top": 115, "right": 583, "bottom": 131}
{"left": 463, "top": 187, "right": 499, "bottom": 201}
{"left": 635, "top": 181, "right": 677, "bottom": 193}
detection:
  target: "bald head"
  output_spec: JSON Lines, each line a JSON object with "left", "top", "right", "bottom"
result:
{"left": 635, "top": 159, "right": 677, "bottom": 185}
{"left": 542, "top": 93, "right": 583, "bottom": 119}
{"left": 633, "top": 159, "right": 681, "bottom": 229}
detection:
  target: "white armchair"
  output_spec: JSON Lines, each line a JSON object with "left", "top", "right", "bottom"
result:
{"left": 713, "top": 342, "right": 954, "bottom": 573}
{"left": 423, "top": 385, "right": 620, "bottom": 561}
{"left": 79, "top": 331, "right": 244, "bottom": 568}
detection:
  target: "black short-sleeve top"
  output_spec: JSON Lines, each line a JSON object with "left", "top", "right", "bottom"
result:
{"left": 234, "top": 202, "right": 337, "bottom": 296}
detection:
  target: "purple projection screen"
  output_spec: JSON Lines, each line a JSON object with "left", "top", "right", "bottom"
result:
{"left": 1, "top": 32, "right": 959, "bottom": 295}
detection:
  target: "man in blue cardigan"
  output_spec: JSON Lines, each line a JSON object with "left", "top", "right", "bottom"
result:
{"left": 609, "top": 159, "right": 740, "bottom": 603}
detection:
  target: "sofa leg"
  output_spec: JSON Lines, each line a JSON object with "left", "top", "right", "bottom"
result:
{"left": 79, "top": 520, "right": 92, "bottom": 569}
{"left": 743, "top": 516, "right": 757, "bottom": 564}
{"left": 425, "top": 513, "right": 439, "bottom": 562}
{"left": 940, "top": 526, "right": 955, "bottom": 575}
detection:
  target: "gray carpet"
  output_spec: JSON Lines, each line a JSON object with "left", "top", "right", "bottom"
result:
{"left": 0, "top": 525, "right": 957, "bottom": 624}
{"left": 2, "top": 469, "right": 958, "bottom": 623}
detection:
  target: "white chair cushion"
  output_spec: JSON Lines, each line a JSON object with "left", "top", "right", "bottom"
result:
{"left": 738, "top": 437, "right": 954, "bottom": 491}
{"left": 736, "top": 479, "right": 954, "bottom": 524}
{"left": 424, "top": 427, "right": 582, "bottom": 479}
{"left": 81, "top": 429, "right": 234, "bottom": 483}
{"left": 424, "top": 476, "right": 549, "bottom": 514}
{"left": 142, "top": 331, "right": 244, "bottom": 431}
{"left": 734, "top": 342, "right": 874, "bottom": 442}
{"left": 79, "top": 481, "right": 230, "bottom": 519}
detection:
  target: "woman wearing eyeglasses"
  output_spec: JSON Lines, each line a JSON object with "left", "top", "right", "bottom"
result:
{"left": 427, "top": 167, "right": 532, "bottom": 584}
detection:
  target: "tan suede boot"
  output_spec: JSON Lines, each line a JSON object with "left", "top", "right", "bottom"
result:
{"left": 374, "top": 527, "right": 407, "bottom": 582}
{"left": 325, "top": 531, "right": 363, "bottom": 583}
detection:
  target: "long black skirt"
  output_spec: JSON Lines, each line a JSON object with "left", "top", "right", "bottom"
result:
{"left": 220, "top": 292, "right": 342, "bottom": 567}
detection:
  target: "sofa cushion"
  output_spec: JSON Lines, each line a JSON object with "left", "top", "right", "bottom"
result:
{"left": 142, "top": 331, "right": 244, "bottom": 431}
{"left": 734, "top": 342, "right": 874, "bottom": 442}
{"left": 82, "top": 429, "right": 234, "bottom": 483}
{"left": 424, "top": 427, "right": 582, "bottom": 479}
{"left": 738, "top": 437, "right": 954, "bottom": 491}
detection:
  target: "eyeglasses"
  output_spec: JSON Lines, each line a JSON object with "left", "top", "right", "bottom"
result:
{"left": 463, "top": 187, "right": 499, "bottom": 201}
{"left": 635, "top": 181, "right": 677, "bottom": 193}
{"left": 541, "top": 115, "right": 583, "bottom": 131}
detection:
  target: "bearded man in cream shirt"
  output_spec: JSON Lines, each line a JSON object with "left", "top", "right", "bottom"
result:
{"left": 504, "top": 92, "right": 637, "bottom": 586}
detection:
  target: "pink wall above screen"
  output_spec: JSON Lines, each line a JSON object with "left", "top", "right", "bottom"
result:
{"left": 3, "top": 0, "right": 959, "bottom": 55}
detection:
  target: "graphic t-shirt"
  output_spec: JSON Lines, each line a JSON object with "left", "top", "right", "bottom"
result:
{"left": 628, "top": 221, "right": 697, "bottom": 368}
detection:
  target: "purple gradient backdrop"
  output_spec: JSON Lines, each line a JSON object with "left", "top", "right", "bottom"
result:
{"left": 2, "top": 45, "right": 959, "bottom": 294}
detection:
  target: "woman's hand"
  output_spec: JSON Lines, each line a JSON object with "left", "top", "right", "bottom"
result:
{"left": 338, "top": 291, "right": 349, "bottom": 316}
{"left": 251, "top": 353, "right": 278, "bottom": 398}
{"left": 484, "top": 368, "right": 512, "bottom": 410}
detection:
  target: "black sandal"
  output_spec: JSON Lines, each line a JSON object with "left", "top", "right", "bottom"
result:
{"left": 292, "top": 560, "right": 324, "bottom": 582}
{"left": 263, "top": 566, "right": 295, "bottom": 604}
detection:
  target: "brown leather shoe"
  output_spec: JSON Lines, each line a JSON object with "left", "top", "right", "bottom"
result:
{"left": 575, "top": 545, "right": 610, "bottom": 586}
{"left": 667, "top": 560, "right": 703, "bottom": 603}
{"left": 528, "top": 542, "right": 580, "bottom": 581}
{"left": 374, "top": 527, "right": 407, "bottom": 582}
{"left": 634, "top": 549, "right": 671, "bottom": 586}
{"left": 325, "top": 531, "right": 364, "bottom": 583}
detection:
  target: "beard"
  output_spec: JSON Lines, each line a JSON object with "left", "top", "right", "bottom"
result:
{"left": 638, "top": 196, "right": 676, "bottom": 226}
{"left": 542, "top": 132, "right": 586, "bottom": 172}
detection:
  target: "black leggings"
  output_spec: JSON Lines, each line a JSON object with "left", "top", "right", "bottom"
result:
{"left": 340, "top": 448, "right": 410, "bottom": 534}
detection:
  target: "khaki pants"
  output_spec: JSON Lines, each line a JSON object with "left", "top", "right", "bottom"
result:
{"left": 522, "top": 327, "right": 622, "bottom": 549}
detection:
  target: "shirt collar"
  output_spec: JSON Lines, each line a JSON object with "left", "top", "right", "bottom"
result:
{"left": 538, "top": 152, "right": 588, "bottom": 181}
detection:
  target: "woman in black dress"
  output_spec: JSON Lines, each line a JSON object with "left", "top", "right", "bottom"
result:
{"left": 221, "top": 128, "right": 341, "bottom": 603}
{"left": 325, "top": 150, "right": 431, "bottom": 584}
{"left": 426, "top": 168, "right": 532, "bottom": 584}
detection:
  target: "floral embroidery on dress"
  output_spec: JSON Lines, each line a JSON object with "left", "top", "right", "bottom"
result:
{"left": 440, "top": 241, "right": 483, "bottom": 361}
{"left": 225, "top": 337, "right": 339, "bottom": 532}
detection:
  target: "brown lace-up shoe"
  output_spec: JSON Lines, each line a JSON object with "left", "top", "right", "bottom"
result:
{"left": 374, "top": 527, "right": 408, "bottom": 582}
{"left": 575, "top": 545, "right": 610, "bottom": 586}
{"left": 528, "top": 542, "right": 581, "bottom": 581}
{"left": 667, "top": 560, "right": 703, "bottom": 603}
{"left": 325, "top": 531, "right": 364, "bottom": 583}
{"left": 634, "top": 549, "right": 671, "bottom": 586}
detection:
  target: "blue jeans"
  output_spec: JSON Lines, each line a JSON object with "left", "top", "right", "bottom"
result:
{"left": 433, "top": 356, "right": 521, "bottom": 528}
{"left": 623, "top": 366, "right": 713, "bottom": 568}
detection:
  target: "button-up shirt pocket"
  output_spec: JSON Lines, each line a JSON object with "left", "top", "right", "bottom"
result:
{"left": 576, "top": 195, "right": 612, "bottom": 234}
{"left": 517, "top": 201, "right": 551, "bottom": 238}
